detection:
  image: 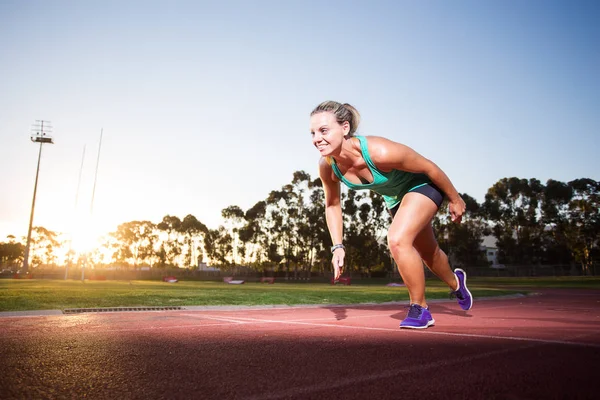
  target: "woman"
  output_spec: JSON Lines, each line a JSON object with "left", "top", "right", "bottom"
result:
{"left": 310, "top": 100, "right": 472, "bottom": 329}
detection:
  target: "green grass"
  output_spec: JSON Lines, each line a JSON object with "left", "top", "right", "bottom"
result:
{"left": 1, "top": 276, "right": 596, "bottom": 312}
{"left": 0, "top": 279, "right": 521, "bottom": 312}
{"left": 466, "top": 276, "right": 600, "bottom": 289}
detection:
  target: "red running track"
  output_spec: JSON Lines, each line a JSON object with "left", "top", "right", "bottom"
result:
{"left": 1, "top": 289, "right": 599, "bottom": 400}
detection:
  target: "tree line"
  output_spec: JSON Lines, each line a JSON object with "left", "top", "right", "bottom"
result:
{"left": 1, "top": 173, "right": 598, "bottom": 276}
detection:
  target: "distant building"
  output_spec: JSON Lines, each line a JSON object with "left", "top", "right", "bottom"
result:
{"left": 197, "top": 261, "right": 220, "bottom": 272}
{"left": 481, "top": 236, "right": 503, "bottom": 268}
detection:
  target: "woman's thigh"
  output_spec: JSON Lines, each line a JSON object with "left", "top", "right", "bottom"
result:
{"left": 388, "top": 192, "right": 439, "bottom": 245}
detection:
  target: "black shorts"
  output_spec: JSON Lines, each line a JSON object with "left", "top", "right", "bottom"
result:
{"left": 389, "top": 184, "right": 444, "bottom": 218}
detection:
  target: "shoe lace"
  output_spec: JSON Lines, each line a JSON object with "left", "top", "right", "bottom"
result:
{"left": 450, "top": 289, "right": 465, "bottom": 301}
{"left": 407, "top": 304, "right": 422, "bottom": 319}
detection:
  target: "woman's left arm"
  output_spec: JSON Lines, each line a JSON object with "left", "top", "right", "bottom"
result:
{"left": 369, "top": 137, "right": 466, "bottom": 223}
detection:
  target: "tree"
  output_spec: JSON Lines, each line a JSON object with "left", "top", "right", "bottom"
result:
{"left": 221, "top": 205, "right": 245, "bottom": 265}
{"left": 110, "top": 221, "right": 157, "bottom": 268}
{"left": 304, "top": 178, "right": 329, "bottom": 275}
{"left": 157, "top": 215, "right": 183, "bottom": 267}
{"left": 179, "top": 214, "right": 208, "bottom": 268}
{"left": 0, "top": 235, "right": 24, "bottom": 268}
{"left": 264, "top": 187, "right": 297, "bottom": 277}
{"left": 288, "top": 171, "right": 314, "bottom": 278}
{"left": 540, "top": 179, "right": 573, "bottom": 265}
{"left": 239, "top": 200, "right": 270, "bottom": 271}
{"left": 343, "top": 190, "right": 390, "bottom": 277}
{"left": 483, "top": 177, "right": 544, "bottom": 265}
{"left": 436, "top": 194, "right": 489, "bottom": 268}
{"left": 205, "top": 226, "right": 233, "bottom": 269}
{"left": 29, "top": 227, "right": 60, "bottom": 267}
{"left": 564, "top": 179, "right": 600, "bottom": 274}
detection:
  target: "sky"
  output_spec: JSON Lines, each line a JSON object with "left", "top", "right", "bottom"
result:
{"left": 1, "top": 0, "right": 598, "bottom": 248}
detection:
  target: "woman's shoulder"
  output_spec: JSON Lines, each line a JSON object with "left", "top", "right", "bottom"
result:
{"left": 351, "top": 135, "right": 385, "bottom": 149}
{"left": 359, "top": 135, "right": 400, "bottom": 144}
{"left": 358, "top": 135, "right": 411, "bottom": 169}
{"left": 318, "top": 156, "right": 333, "bottom": 168}
{"left": 360, "top": 135, "right": 400, "bottom": 156}
{"left": 318, "top": 156, "right": 340, "bottom": 184}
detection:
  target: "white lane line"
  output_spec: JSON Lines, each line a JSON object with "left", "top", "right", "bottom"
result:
{"left": 219, "top": 315, "right": 600, "bottom": 349}
{"left": 241, "top": 343, "right": 539, "bottom": 400}
{"left": 183, "top": 313, "right": 387, "bottom": 323}
{"left": 95, "top": 322, "right": 242, "bottom": 333}
{"left": 474, "top": 303, "right": 598, "bottom": 312}
{"left": 412, "top": 329, "right": 600, "bottom": 348}
{"left": 286, "top": 314, "right": 388, "bottom": 322}
{"left": 466, "top": 304, "right": 527, "bottom": 311}
{"left": 0, "top": 322, "right": 243, "bottom": 338}
{"left": 181, "top": 314, "right": 248, "bottom": 324}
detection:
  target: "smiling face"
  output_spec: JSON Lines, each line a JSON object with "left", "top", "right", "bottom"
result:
{"left": 310, "top": 112, "right": 350, "bottom": 156}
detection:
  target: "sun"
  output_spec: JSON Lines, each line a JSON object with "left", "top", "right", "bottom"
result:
{"left": 68, "top": 214, "right": 103, "bottom": 256}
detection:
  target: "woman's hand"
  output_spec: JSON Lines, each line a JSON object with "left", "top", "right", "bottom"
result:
{"left": 332, "top": 248, "right": 345, "bottom": 280}
{"left": 449, "top": 196, "right": 466, "bottom": 223}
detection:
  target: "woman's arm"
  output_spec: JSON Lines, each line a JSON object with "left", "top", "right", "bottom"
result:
{"left": 318, "top": 157, "right": 345, "bottom": 279}
{"left": 369, "top": 136, "right": 466, "bottom": 222}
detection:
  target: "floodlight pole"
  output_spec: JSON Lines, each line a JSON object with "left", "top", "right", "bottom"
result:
{"left": 22, "top": 120, "right": 54, "bottom": 274}
{"left": 65, "top": 145, "right": 86, "bottom": 280}
{"left": 81, "top": 128, "right": 103, "bottom": 281}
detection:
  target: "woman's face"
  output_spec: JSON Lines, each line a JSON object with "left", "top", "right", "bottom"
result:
{"left": 310, "top": 112, "right": 349, "bottom": 156}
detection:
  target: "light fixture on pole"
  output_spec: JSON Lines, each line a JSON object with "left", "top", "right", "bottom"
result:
{"left": 22, "top": 120, "right": 54, "bottom": 273}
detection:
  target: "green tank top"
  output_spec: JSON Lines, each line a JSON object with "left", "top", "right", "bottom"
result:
{"left": 330, "top": 135, "right": 432, "bottom": 209}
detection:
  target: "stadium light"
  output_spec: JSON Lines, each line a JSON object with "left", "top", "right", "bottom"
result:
{"left": 22, "top": 120, "right": 54, "bottom": 273}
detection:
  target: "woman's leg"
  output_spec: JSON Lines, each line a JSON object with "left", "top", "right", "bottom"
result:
{"left": 413, "top": 220, "right": 474, "bottom": 311}
{"left": 387, "top": 192, "right": 438, "bottom": 308}
{"left": 413, "top": 224, "right": 459, "bottom": 291}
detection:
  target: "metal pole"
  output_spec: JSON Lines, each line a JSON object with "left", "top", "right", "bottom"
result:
{"left": 81, "top": 254, "right": 86, "bottom": 282}
{"left": 23, "top": 120, "right": 53, "bottom": 273}
{"left": 22, "top": 141, "right": 44, "bottom": 273}
{"left": 90, "top": 128, "right": 103, "bottom": 215}
{"left": 66, "top": 145, "right": 86, "bottom": 280}
{"left": 83, "top": 128, "right": 103, "bottom": 277}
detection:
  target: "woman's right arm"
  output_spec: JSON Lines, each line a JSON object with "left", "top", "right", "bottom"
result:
{"left": 318, "top": 158, "right": 345, "bottom": 280}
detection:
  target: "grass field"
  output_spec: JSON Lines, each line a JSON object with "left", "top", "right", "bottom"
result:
{"left": 467, "top": 276, "right": 600, "bottom": 288}
{"left": 0, "top": 276, "right": 598, "bottom": 312}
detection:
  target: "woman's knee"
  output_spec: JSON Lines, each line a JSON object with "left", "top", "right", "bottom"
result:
{"left": 387, "top": 233, "right": 414, "bottom": 253}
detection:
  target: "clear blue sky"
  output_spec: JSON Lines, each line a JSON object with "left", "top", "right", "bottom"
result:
{"left": 1, "top": 0, "right": 598, "bottom": 243}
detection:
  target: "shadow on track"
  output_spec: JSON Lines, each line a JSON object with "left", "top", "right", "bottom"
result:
{"left": 321, "top": 302, "right": 473, "bottom": 322}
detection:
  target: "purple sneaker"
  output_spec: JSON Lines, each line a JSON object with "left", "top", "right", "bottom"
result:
{"left": 400, "top": 304, "right": 435, "bottom": 329}
{"left": 451, "top": 268, "right": 473, "bottom": 310}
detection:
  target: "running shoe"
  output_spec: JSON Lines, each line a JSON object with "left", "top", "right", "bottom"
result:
{"left": 451, "top": 268, "right": 473, "bottom": 310}
{"left": 400, "top": 304, "right": 435, "bottom": 329}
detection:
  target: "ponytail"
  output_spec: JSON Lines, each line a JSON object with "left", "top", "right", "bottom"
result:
{"left": 310, "top": 101, "right": 361, "bottom": 136}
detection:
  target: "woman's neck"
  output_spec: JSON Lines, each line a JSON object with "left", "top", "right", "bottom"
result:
{"left": 331, "top": 136, "right": 361, "bottom": 167}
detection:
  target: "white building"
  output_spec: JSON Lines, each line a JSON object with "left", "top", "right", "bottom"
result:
{"left": 197, "top": 261, "right": 220, "bottom": 272}
{"left": 481, "top": 235, "right": 503, "bottom": 268}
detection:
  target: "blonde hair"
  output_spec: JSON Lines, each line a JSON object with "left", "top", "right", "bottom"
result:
{"left": 310, "top": 101, "right": 361, "bottom": 136}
